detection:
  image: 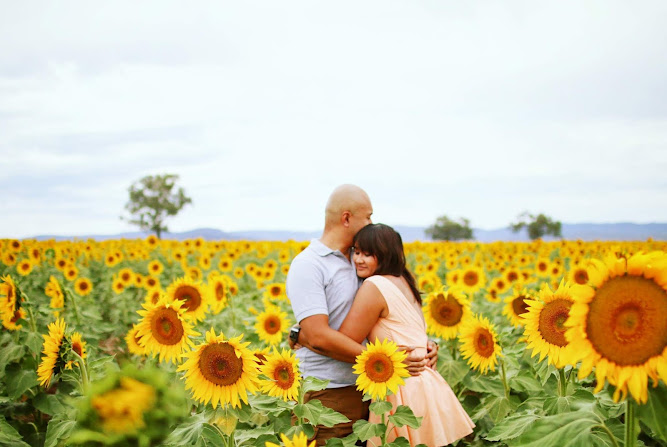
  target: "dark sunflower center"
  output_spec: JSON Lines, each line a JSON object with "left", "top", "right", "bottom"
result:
{"left": 364, "top": 353, "right": 394, "bottom": 383}
{"left": 122, "top": 273, "right": 131, "bottom": 281}
{"left": 264, "top": 316, "right": 281, "bottom": 334}
{"left": 215, "top": 284, "right": 225, "bottom": 301}
{"left": 538, "top": 299, "right": 572, "bottom": 347}
{"left": 586, "top": 276, "right": 667, "bottom": 366}
{"left": 463, "top": 272, "right": 479, "bottom": 286}
{"left": 73, "top": 342, "right": 83, "bottom": 357}
{"left": 199, "top": 343, "right": 243, "bottom": 386}
{"left": 11, "top": 311, "right": 21, "bottom": 323}
{"left": 79, "top": 282, "right": 88, "bottom": 291}
{"left": 175, "top": 286, "right": 201, "bottom": 312}
{"left": 538, "top": 262, "right": 547, "bottom": 272}
{"left": 150, "top": 308, "right": 184, "bottom": 345}
{"left": 430, "top": 294, "right": 463, "bottom": 327}
{"left": 273, "top": 362, "right": 295, "bottom": 389}
{"left": 512, "top": 295, "right": 529, "bottom": 316}
{"left": 474, "top": 328, "right": 495, "bottom": 357}
{"left": 271, "top": 286, "right": 281, "bottom": 296}
{"left": 507, "top": 271, "right": 518, "bottom": 282}
{"left": 574, "top": 269, "right": 589, "bottom": 285}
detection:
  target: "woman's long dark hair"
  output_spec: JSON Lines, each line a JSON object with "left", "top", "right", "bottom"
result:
{"left": 353, "top": 223, "right": 422, "bottom": 305}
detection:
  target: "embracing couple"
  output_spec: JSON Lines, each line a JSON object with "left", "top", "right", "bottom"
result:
{"left": 286, "top": 185, "right": 474, "bottom": 446}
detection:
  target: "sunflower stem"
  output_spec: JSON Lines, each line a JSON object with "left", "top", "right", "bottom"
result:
{"left": 23, "top": 296, "right": 38, "bottom": 334}
{"left": 500, "top": 359, "right": 510, "bottom": 400}
{"left": 65, "top": 287, "right": 81, "bottom": 325}
{"left": 71, "top": 350, "right": 89, "bottom": 395}
{"left": 558, "top": 368, "right": 567, "bottom": 397}
{"left": 593, "top": 424, "right": 620, "bottom": 447}
{"left": 624, "top": 399, "right": 637, "bottom": 447}
{"left": 381, "top": 409, "right": 388, "bottom": 447}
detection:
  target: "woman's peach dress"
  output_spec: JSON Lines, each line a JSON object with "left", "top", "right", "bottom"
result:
{"left": 365, "top": 275, "right": 475, "bottom": 446}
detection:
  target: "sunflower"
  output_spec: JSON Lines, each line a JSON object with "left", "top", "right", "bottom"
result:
{"left": 209, "top": 277, "right": 229, "bottom": 314}
{"left": 266, "top": 432, "right": 316, "bottom": 447}
{"left": 353, "top": 338, "right": 409, "bottom": 400}
{"left": 263, "top": 282, "right": 287, "bottom": 303}
{"left": 0, "top": 275, "right": 18, "bottom": 316}
{"left": 66, "top": 332, "right": 87, "bottom": 369}
{"left": 503, "top": 287, "right": 535, "bottom": 327}
{"left": 74, "top": 277, "right": 93, "bottom": 296}
{"left": 459, "top": 266, "right": 486, "bottom": 294}
{"left": 136, "top": 297, "right": 199, "bottom": 363}
{"left": 147, "top": 259, "right": 164, "bottom": 277}
{"left": 92, "top": 377, "right": 156, "bottom": 434}
{"left": 218, "top": 256, "right": 233, "bottom": 272}
{"left": 564, "top": 251, "right": 667, "bottom": 403}
{"left": 118, "top": 268, "right": 135, "bottom": 286}
{"left": 259, "top": 348, "right": 301, "bottom": 401}
{"left": 144, "top": 275, "right": 160, "bottom": 289}
{"left": 45, "top": 275, "right": 65, "bottom": 315}
{"left": 2, "top": 252, "right": 17, "bottom": 266}
{"left": 185, "top": 266, "right": 202, "bottom": 282}
{"left": 125, "top": 324, "right": 149, "bottom": 356}
{"left": 568, "top": 262, "right": 591, "bottom": 286}
{"left": 144, "top": 287, "right": 163, "bottom": 306}
{"left": 165, "top": 276, "right": 209, "bottom": 322}
{"left": 64, "top": 265, "right": 79, "bottom": 281}
{"left": 254, "top": 305, "right": 290, "bottom": 345}
{"left": 178, "top": 328, "right": 260, "bottom": 408}
{"left": 459, "top": 315, "right": 502, "bottom": 374}
{"left": 522, "top": 281, "right": 579, "bottom": 368}
{"left": 112, "top": 277, "right": 126, "bottom": 294}
{"left": 417, "top": 273, "right": 441, "bottom": 294}
{"left": 16, "top": 259, "right": 33, "bottom": 276}
{"left": 233, "top": 267, "right": 244, "bottom": 279}
{"left": 423, "top": 287, "right": 471, "bottom": 340}
{"left": 1, "top": 307, "right": 26, "bottom": 331}
{"left": 37, "top": 318, "right": 68, "bottom": 387}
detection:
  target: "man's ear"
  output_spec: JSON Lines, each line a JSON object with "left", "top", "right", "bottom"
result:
{"left": 341, "top": 210, "right": 352, "bottom": 227}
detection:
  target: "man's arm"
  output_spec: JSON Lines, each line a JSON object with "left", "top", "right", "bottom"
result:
{"left": 299, "top": 314, "right": 364, "bottom": 363}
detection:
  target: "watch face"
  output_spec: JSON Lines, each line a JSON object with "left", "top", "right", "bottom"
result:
{"left": 290, "top": 328, "right": 299, "bottom": 343}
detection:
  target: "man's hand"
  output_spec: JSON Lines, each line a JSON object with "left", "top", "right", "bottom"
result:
{"left": 399, "top": 345, "right": 427, "bottom": 376}
{"left": 426, "top": 339, "right": 439, "bottom": 369}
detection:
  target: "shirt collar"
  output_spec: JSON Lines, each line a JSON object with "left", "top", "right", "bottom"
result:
{"left": 310, "top": 238, "right": 351, "bottom": 259}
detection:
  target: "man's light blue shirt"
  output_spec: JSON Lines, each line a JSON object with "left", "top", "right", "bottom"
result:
{"left": 286, "top": 239, "right": 363, "bottom": 388}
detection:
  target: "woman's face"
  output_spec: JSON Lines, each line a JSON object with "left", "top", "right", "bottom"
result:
{"left": 353, "top": 247, "right": 378, "bottom": 278}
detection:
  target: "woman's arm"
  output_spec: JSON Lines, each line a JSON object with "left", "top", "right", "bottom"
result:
{"left": 297, "top": 280, "right": 386, "bottom": 362}
{"left": 338, "top": 280, "right": 387, "bottom": 343}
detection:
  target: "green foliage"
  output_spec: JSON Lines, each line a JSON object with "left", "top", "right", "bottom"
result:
{"left": 122, "top": 174, "right": 192, "bottom": 238}
{"left": 510, "top": 212, "right": 562, "bottom": 240}
{"left": 426, "top": 215, "right": 474, "bottom": 241}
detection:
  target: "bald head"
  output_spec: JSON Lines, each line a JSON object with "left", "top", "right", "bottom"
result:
{"left": 324, "top": 184, "right": 372, "bottom": 229}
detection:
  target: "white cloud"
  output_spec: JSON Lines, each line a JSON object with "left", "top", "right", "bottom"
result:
{"left": 1, "top": 1, "right": 666, "bottom": 238}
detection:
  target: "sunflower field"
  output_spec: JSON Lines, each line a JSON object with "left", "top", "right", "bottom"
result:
{"left": 1, "top": 236, "right": 666, "bottom": 447}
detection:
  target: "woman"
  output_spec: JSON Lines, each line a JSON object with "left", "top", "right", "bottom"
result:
{"left": 303, "top": 223, "right": 474, "bottom": 446}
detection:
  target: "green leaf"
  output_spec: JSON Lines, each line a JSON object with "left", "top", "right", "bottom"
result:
{"left": 0, "top": 343, "right": 25, "bottom": 374}
{"left": 164, "top": 413, "right": 213, "bottom": 446}
{"left": 23, "top": 332, "right": 45, "bottom": 357}
{"left": 247, "top": 393, "right": 294, "bottom": 417}
{"left": 388, "top": 405, "right": 422, "bottom": 429}
{"left": 472, "top": 395, "right": 515, "bottom": 423}
{"left": 463, "top": 372, "right": 506, "bottom": 397}
{"left": 253, "top": 434, "right": 280, "bottom": 447}
{"left": 352, "top": 419, "right": 386, "bottom": 442}
{"left": 485, "top": 411, "right": 539, "bottom": 441}
{"left": 325, "top": 433, "right": 359, "bottom": 447}
{"left": 301, "top": 376, "right": 330, "bottom": 394}
{"left": 293, "top": 399, "right": 350, "bottom": 427}
{"left": 437, "top": 358, "right": 469, "bottom": 387}
{"left": 507, "top": 410, "right": 602, "bottom": 447}
{"left": 5, "top": 366, "right": 38, "bottom": 400}
{"left": 369, "top": 400, "right": 393, "bottom": 416}
{"left": 282, "top": 424, "right": 315, "bottom": 441}
{"left": 33, "top": 393, "right": 67, "bottom": 416}
{"left": 637, "top": 383, "right": 667, "bottom": 442}
{"left": 387, "top": 437, "right": 411, "bottom": 447}
{"left": 44, "top": 417, "right": 77, "bottom": 447}
{"left": 509, "top": 371, "right": 544, "bottom": 393}
{"left": 0, "top": 415, "right": 31, "bottom": 446}
{"left": 544, "top": 389, "right": 596, "bottom": 415}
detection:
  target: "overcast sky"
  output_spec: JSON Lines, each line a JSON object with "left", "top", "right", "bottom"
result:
{"left": 2, "top": 1, "right": 666, "bottom": 238}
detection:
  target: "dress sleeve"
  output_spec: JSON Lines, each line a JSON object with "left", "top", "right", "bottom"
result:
{"left": 285, "top": 257, "right": 329, "bottom": 323}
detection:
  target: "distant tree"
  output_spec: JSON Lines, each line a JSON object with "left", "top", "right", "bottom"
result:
{"left": 122, "top": 174, "right": 192, "bottom": 239}
{"left": 510, "top": 212, "right": 562, "bottom": 240}
{"left": 426, "top": 215, "right": 474, "bottom": 241}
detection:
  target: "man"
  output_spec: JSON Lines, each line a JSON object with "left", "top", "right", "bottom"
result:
{"left": 286, "top": 184, "right": 438, "bottom": 445}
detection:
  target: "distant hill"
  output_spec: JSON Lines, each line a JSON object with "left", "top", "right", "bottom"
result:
{"left": 30, "top": 223, "right": 667, "bottom": 242}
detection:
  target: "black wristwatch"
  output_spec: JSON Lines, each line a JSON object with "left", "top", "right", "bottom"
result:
{"left": 289, "top": 325, "right": 301, "bottom": 344}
